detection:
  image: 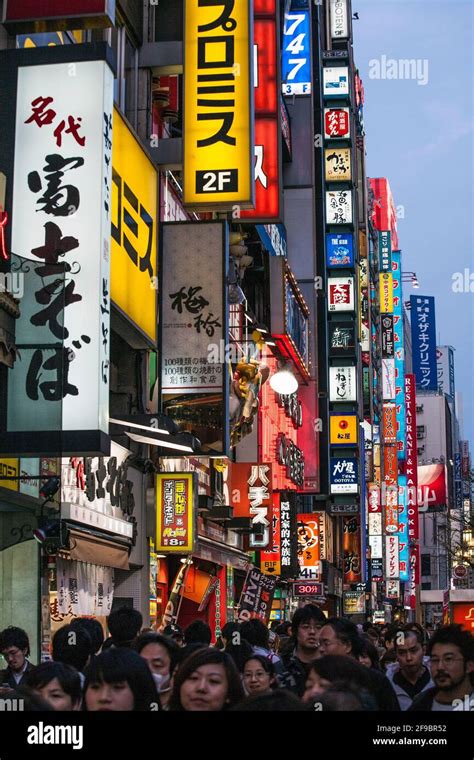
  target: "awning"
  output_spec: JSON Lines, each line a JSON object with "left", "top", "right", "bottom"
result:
{"left": 193, "top": 536, "right": 250, "bottom": 571}
{"left": 68, "top": 529, "right": 130, "bottom": 570}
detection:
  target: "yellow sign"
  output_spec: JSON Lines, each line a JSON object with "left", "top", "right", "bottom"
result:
{"left": 111, "top": 109, "right": 157, "bottom": 341}
{"left": 330, "top": 415, "right": 358, "bottom": 445}
{"left": 183, "top": 0, "right": 253, "bottom": 208}
{"left": 0, "top": 459, "right": 19, "bottom": 491}
{"left": 156, "top": 473, "right": 196, "bottom": 554}
{"left": 261, "top": 559, "right": 281, "bottom": 576}
{"left": 379, "top": 272, "right": 393, "bottom": 313}
{"left": 324, "top": 148, "right": 351, "bottom": 181}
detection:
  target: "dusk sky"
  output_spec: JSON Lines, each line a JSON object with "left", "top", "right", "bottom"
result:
{"left": 352, "top": 0, "right": 474, "bottom": 447}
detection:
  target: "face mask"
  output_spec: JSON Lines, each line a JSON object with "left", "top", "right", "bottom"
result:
{"left": 152, "top": 672, "right": 170, "bottom": 692}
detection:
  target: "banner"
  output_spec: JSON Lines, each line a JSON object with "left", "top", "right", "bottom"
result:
{"left": 296, "top": 513, "right": 321, "bottom": 580}
{"left": 260, "top": 493, "right": 281, "bottom": 576}
{"left": 281, "top": 6, "right": 311, "bottom": 95}
{"left": 156, "top": 473, "right": 197, "bottom": 553}
{"left": 405, "top": 374, "right": 420, "bottom": 605}
{"left": 343, "top": 515, "right": 362, "bottom": 583}
{"left": 410, "top": 295, "right": 437, "bottom": 391}
{"left": 280, "top": 491, "right": 298, "bottom": 578}
{"left": 418, "top": 464, "right": 447, "bottom": 512}
{"left": 57, "top": 558, "right": 113, "bottom": 616}
{"left": 229, "top": 463, "right": 272, "bottom": 548}
{"left": 237, "top": 567, "right": 276, "bottom": 623}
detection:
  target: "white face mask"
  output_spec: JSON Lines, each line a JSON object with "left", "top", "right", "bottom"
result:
{"left": 152, "top": 672, "right": 170, "bottom": 692}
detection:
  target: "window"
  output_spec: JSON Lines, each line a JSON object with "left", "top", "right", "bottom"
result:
{"left": 421, "top": 553, "right": 431, "bottom": 576}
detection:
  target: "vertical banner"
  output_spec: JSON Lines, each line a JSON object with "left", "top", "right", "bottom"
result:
{"left": 296, "top": 513, "right": 321, "bottom": 580}
{"left": 260, "top": 493, "right": 281, "bottom": 576}
{"left": 405, "top": 374, "right": 419, "bottom": 607}
{"left": 397, "top": 474, "right": 409, "bottom": 582}
{"left": 392, "top": 251, "right": 406, "bottom": 460}
{"left": 343, "top": 514, "right": 362, "bottom": 583}
{"left": 410, "top": 295, "right": 437, "bottom": 391}
{"left": 156, "top": 473, "right": 197, "bottom": 553}
{"left": 9, "top": 56, "right": 114, "bottom": 445}
{"left": 279, "top": 491, "right": 298, "bottom": 579}
{"left": 229, "top": 463, "right": 272, "bottom": 548}
{"left": 241, "top": 0, "right": 281, "bottom": 221}
{"left": 385, "top": 535, "right": 400, "bottom": 579}
{"left": 183, "top": 0, "right": 254, "bottom": 208}
{"left": 237, "top": 567, "right": 276, "bottom": 623}
{"left": 160, "top": 221, "right": 229, "bottom": 455}
{"left": 281, "top": 5, "right": 311, "bottom": 95}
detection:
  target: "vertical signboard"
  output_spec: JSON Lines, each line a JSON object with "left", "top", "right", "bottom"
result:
{"left": 392, "top": 250, "right": 405, "bottom": 459}
{"left": 379, "top": 273, "right": 393, "bottom": 313}
{"left": 436, "top": 345, "right": 455, "bottom": 401}
{"left": 397, "top": 474, "right": 409, "bottom": 582}
{"left": 297, "top": 512, "right": 321, "bottom": 580}
{"left": 156, "top": 472, "right": 197, "bottom": 553}
{"left": 229, "top": 463, "right": 272, "bottom": 548}
{"left": 329, "top": 0, "right": 349, "bottom": 39}
{"left": 260, "top": 492, "right": 281, "bottom": 576}
{"left": 405, "top": 374, "right": 419, "bottom": 607}
{"left": 343, "top": 514, "right": 362, "bottom": 583}
{"left": 386, "top": 535, "right": 400, "bottom": 579}
{"left": 281, "top": 6, "right": 311, "bottom": 95}
{"left": 378, "top": 231, "right": 391, "bottom": 272}
{"left": 237, "top": 567, "right": 276, "bottom": 622}
{"left": 160, "top": 221, "right": 229, "bottom": 455}
{"left": 183, "top": 0, "right": 253, "bottom": 208}
{"left": 8, "top": 55, "right": 113, "bottom": 451}
{"left": 410, "top": 295, "right": 437, "bottom": 390}
{"left": 241, "top": 0, "right": 281, "bottom": 221}
{"left": 279, "top": 491, "right": 298, "bottom": 579}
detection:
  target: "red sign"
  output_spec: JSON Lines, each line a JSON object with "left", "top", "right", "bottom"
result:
{"left": 324, "top": 108, "right": 350, "bottom": 139}
{"left": 452, "top": 603, "right": 474, "bottom": 632}
{"left": 0, "top": 211, "right": 8, "bottom": 261}
{"left": 260, "top": 493, "right": 281, "bottom": 576}
{"left": 229, "top": 463, "right": 272, "bottom": 548}
{"left": 3, "top": 0, "right": 115, "bottom": 31}
{"left": 383, "top": 403, "right": 397, "bottom": 444}
{"left": 241, "top": 6, "right": 281, "bottom": 221}
{"left": 417, "top": 464, "right": 447, "bottom": 512}
{"left": 405, "top": 374, "right": 420, "bottom": 602}
{"left": 297, "top": 379, "right": 320, "bottom": 493}
{"left": 292, "top": 581, "right": 323, "bottom": 597}
{"left": 368, "top": 177, "right": 399, "bottom": 250}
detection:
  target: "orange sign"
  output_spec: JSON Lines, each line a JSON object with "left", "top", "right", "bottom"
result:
{"left": 296, "top": 513, "right": 321, "bottom": 580}
{"left": 330, "top": 414, "right": 358, "bottom": 445}
{"left": 260, "top": 493, "right": 281, "bottom": 576}
{"left": 452, "top": 603, "right": 474, "bottom": 632}
{"left": 383, "top": 403, "right": 397, "bottom": 444}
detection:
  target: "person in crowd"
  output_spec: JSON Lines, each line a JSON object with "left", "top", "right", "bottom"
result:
{"left": 359, "top": 634, "right": 382, "bottom": 670}
{"left": 240, "top": 619, "right": 284, "bottom": 678}
{"left": 280, "top": 604, "right": 326, "bottom": 696}
{"left": 380, "top": 625, "right": 398, "bottom": 671}
{"left": 25, "top": 661, "right": 82, "bottom": 711}
{"left": 224, "top": 636, "right": 254, "bottom": 673}
{"left": 385, "top": 625, "right": 433, "bottom": 710}
{"left": 70, "top": 618, "right": 104, "bottom": 655}
{"left": 162, "top": 623, "right": 184, "bottom": 647}
{"left": 318, "top": 682, "right": 368, "bottom": 711}
{"left": 184, "top": 620, "right": 212, "bottom": 647}
{"left": 134, "top": 632, "right": 180, "bottom": 710}
{"left": 302, "top": 654, "right": 377, "bottom": 709}
{"left": 410, "top": 624, "right": 474, "bottom": 711}
{"left": 231, "top": 689, "right": 307, "bottom": 711}
{"left": 103, "top": 607, "right": 143, "bottom": 649}
{"left": 168, "top": 648, "right": 244, "bottom": 711}
{"left": 83, "top": 647, "right": 159, "bottom": 711}
{"left": 242, "top": 655, "right": 277, "bottom": 696}
{"left": 0, "top": 686, "right": 53, "bottom": 711}
{"left": 52, "top": 624, "right": 93, "bottom": 683}
{"left": 0, "top": 627, "right": 35, "bottom": 688}
{"left": 318, "top": 618, "right": 400, "bottom": 710}
{"left": 221, "top": 622, "right": 241, "bottom": 646}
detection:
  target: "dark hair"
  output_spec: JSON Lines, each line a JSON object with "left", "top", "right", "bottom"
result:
{"left": 168, "top": 648, "right": 244, "bottom": 711}
{"left": 275, "top": 621, "right": 292, "bottom": 637}
{"left": 393, "top": 625, "right": 425, "bottom": 650}
{"left": 427, "top": 624, "right": 474, "bottom": 661}
{"left": 231, "top": 689, "right": 307, "bottom": 711}
{"left": 52, "top": 624, "right": 93, "bottom": 672}
{"left": 184, "top": 620, "right": 212, "bottom": 646}
{"left": 221, "top": 622, "right": 241, "bottom": 641}
{"left": 0, "top": 626, "right": 30, "bottom": 656}
{"left": 310, "top": 654, "right": 370, "bottom": 686}
{"left": 134, "top": 632, "right": 180, "bottom": 674}
{"left": 107, "top": 607, "right": 143, "bottom": 646}
{"left": 240, "top": 619, "right": 270, "bottom": 649}
{"left": 317, "top": 682, "right": 371, "bottom": 711}
{"left": 291, "top": 604, "right": 326, "bottom": 637}
{"left": 359, "top": 635, "right": 382, "bottom": 670}
{"left": 83, "top": 648, "right": 159, "bottom": 711}
{"left": 25, "top": 661, "right": 82, "bottom": 705}
{"left": 224, "top": 638, "right": 254, "bottom": 672}
{"left": 383, "top": 625, "right": 399, "bottom": 644}
{"left": 323, "top": 618, "right": 362, "bottom": 657}
{"left": 242, "top": 654, "right": 276, "bottom": 683}
{"left": 70, "top": 618, "right": 104, "bottom": 655}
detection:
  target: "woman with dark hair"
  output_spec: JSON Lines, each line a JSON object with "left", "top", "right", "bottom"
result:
{"left": 25, "top": 661, "right": 82, "bottom": 711}
{"left": 302, "top": 654, "right": 377, "bottom": 709}
{"left": 242, "top": 655, "right": 277, "bottom": 696}
{"left": 359, "top": 635, "right": 382, "bottom": 671}
{"left": 168, "top": 648, "right": 245, "bottom": 711}
{"left": 83, "top": 648, "right": 159, "bottom": 711}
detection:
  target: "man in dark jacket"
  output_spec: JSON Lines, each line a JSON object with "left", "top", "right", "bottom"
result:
{"left": 410, "top": 624, "right": 474, "bottom": 711}
{"left": 280, "top": 604, "right": 327, "bottom": 696}
{"left": 0, "top": 627, "right": 35, "bottom": 688}
{"left": 318, "top": 618, "right": 400, "bottom": 711}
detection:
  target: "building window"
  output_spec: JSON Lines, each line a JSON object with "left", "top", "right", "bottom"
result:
{"left": 421, "top": 553, "right": 431, "bottom": 576}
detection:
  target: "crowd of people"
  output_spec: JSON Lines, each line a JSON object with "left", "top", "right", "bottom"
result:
{"left": 0, "top": 606, "right": 473, "bottom": 712}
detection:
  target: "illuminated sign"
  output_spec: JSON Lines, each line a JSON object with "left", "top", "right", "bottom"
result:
{"left": 229, "top": 463, "right": 272, "bottom": 548}
{"left": 281, "top": 7, "right": 311, "bottom": 95}
{"left": 329, "top": 0, "right": 349, "bottom": 39}
{"left": 379, "top": 272, "right": 394, "bottom": 313}
{"left": 323, "top": 66, "right": 349, "bottom": 98}
{"left": 156, "top": 473, "right": 197, "bottom": 553}
{"left": 324, "top": 107, "right": 350, "bottom": 139}
{"left": 326, "top": 233, "right": 354, "bottom": 268}
{"left": 326, "top": 190, "right": 353, "bottom": 224}
{"left": 183, "top": 0, "right": 253, "bottom": 208}
{"left": 325, "top": 148, "right": 351, "bottom": 182}
{"left": 329, "top": 365, "right": 357, "bottom": 402}
{"left": 297, "top": 513, "right": 321, "bottom": 580}
{"left": 330, "top": 414, "right": 358, "bottom": 446}
{"left": 3, "top": 0, "right": 115, "bottom": 32}
{"left": 328, "top": 276, "right": 354, "bottom": 312}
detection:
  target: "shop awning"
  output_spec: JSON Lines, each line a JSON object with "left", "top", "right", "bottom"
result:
{"left": 193, "top": 536, "right": 250, "bottom": 571}
{"left": 68, "top": 529, "right": 130, "bottom": 570}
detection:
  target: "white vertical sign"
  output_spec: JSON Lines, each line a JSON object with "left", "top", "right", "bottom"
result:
{"left": 330, "top": 0, "right": 349, "bottom": 39}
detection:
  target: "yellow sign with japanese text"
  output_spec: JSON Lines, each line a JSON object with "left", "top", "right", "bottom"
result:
{"left": 379, "top": 273, "right": 394, "bottom": 314}
{"left": 330, "top": 415, "right": 358, "bottom": 445}
{"left": 183, "top": 0, "right": 254, "bottom": 208}
{"left": 111, "top": 109, "right": 157, "bottom": 342}
{"left": 156, "top": 473, "right": 196, "bottom": 553}
{"left": 0, "top": 459, "right": 19, "bottom": 491}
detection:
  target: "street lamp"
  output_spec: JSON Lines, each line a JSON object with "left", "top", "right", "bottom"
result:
{"left": 401, "top": 271, "right": 419, "bottom": 289}
{"left": 269, "top": 360, "right": 298, "bottom": 395}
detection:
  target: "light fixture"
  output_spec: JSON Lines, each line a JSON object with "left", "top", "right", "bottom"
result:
{"left": 180, "top": 557, "right": 193, "bottom": 564}
{"left": 156, "top": 554, "right": 167, "bottom": 558}
{"left": 110, "top": 417, "right": 170, "bottom": 436}
{"left": 269, "top": 361, "right": 298, "bottom": 395}
{"left": 125, "top": 431, "right": 194, "bottom": 452}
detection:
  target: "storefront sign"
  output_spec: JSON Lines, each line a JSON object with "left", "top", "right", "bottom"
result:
{"left": 8, "top": 54, "right": 113, "bottom": 448}
{"left": 385, "top": 535, "right": 399, "bottom": 579}
{"left": 230, "top": 463, "right": 272, "bottom": 548}
{"left": 326, "top": 233, "right": 354, "bottom": 268}
{"left": 160, "top": 221, "right": 229, "bottom": 455}
{"left": 328, "top": 502, "right": 359, "bottom": 515}
{"left": 371, "top": 557, "right": 383, "bottom": 580}
{"left": 237, "top": 567, "right": 276, "bottom": 623}
{"left": 0, "top": 458, "right": 19, "bottom": 491}
{"left": 378, "top": 231, "right": 391, "bottom": 272}
{"left": 330, "top": 414, "right": 358, "bottom": 446}
{"left": 323, "top": 66, "right": 349, "bottom": 97}
{"left": 325, "top": 148, "right": 351, "bottom": 182}
{"left": 3, "top": 0, "right": 115, "bottom": 32}
{"left": 183, "top": 0, "right": 253, "bottom": 208}
{"left": 329, "top": 0, "right": 349, "bottom": 39}
{"left": 111, "top": 109, "right": 157, "bottom": 342}
{"left": 329, "top": 365, "right": 357, "bottom": 402}
{"left": 379, "top": 273, "right": 393, "bottom": 313}
{"left": 410, "top": 295, "right": 437, "bottom": 391}
{"left": 281, "top": 7, "right": 311, "bottom": 95}
{"left": 326, "top": 190, "right": 352, "bottom": 224}
{"left": 156, "top": 473, "right": 197, "bottom": 553}
{"left": 297, "top": 513, "right": 321, "bottom": 580}
{"left": 260, "top": 492, "right": 281, "bottom": 576}
{"left": 386, "top": 579, "right": 399, "bottom": 600}
{"left": 397, "top": 474, "right": 409, "bottom": 583}
{"left": 381, "top": 316, "right": 394, "bottom": 358}
{"left": 324, "top": 107, "right": 350, "bottom": 139}
{"left": 56, "top": 558, "right": 113, "bottom": 616}
{"left": 382, "top": 358, "right": 396, "bottom": 400}
{"left": 328, "top": 277, "right": 354, "bottom": 311}
{"left": 343, "top": 591, "right": 365, "bottom": 615}
{"left": 436, "top": 345, "right": 455, "bottom": 400}
{"left": 330, "top": 457, "right": 358, "bottom": 494}
{"left": 343, "top": 514, "right": 361, "bottom": 583}
{"left": 383, "top": 403, "right": 397, "bottom": 444}
{"left": 280, "top": 491, "right": 298, "bottom": 578}
{"left": 328, "top": 322, "right": 356, "bottom": 356}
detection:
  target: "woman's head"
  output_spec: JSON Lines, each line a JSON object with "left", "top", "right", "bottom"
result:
{"left": 358, "top": 635, "right": 381, "bottom": 670}
{"left": 303, "top": 654, "right": 369, "bottom": 704}
{"left": 25, "top": 662, "right": 82, "bottom": 711}
{"left": 242, "top": 655, "right": 277, "bottom": 696}
{"left": 83, "top": 648, "right": 159, "bottom": 711}
{"left": 169, "top": 648, "right": 245, "bottom": 711}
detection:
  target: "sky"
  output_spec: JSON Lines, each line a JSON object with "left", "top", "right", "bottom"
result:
{"left": 352, "top": 0, "right": 474, "bottom": 447}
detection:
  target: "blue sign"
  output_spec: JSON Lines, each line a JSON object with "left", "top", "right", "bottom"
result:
{"left": 256, "top": 224, "right": 287, "bottom": 258}
{"left": 326, "top": 233, "right": 354, "bottom": 268}
{"left": 392, "top": 252, "right": 406, "bottom": 461}
{"left": 330, "top": 457, "right": 358, "bottom": 494}
{"left": 282, "top": 7, "right": 311, "bottom": 95}
{"left": 411, "top": 295, "right": 437, "bottom": 391}
{"left": 397, "top": 475, "right": 410, "bottom": 582}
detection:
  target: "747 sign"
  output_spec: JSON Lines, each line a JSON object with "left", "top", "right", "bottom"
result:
{"left": 281, "top": 9, "right": 311, "bottom": 95}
